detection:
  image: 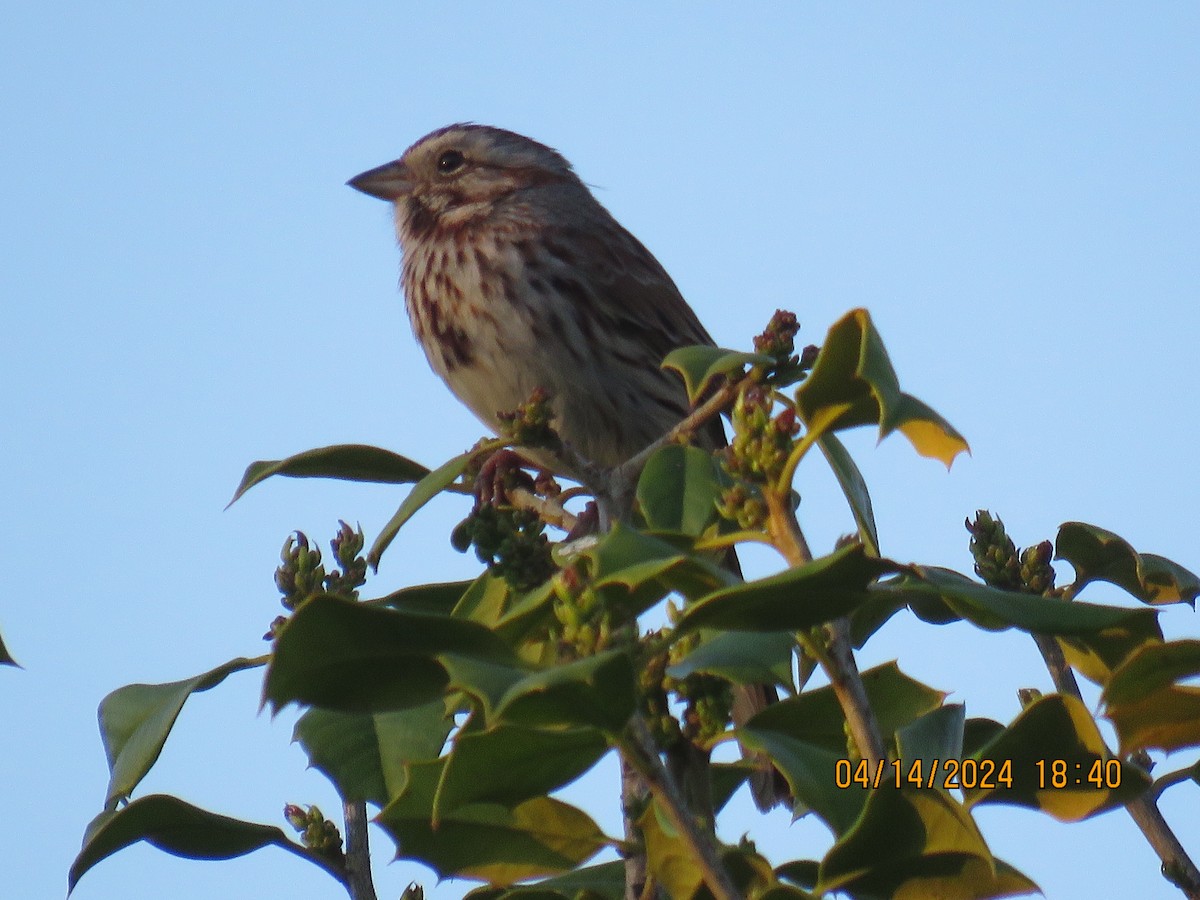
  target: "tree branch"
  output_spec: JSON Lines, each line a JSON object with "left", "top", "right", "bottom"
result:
{"left": 620, "top": 756, "right": 650, "bottom": 900}
{"left": 621, "top": 717, "right": 740, "bottom": 900}
{"left": 764, "top": 490, "right": 886, "bottom": 768}
{"left": 342, "top": 800, "right": 378, "bottom": 900}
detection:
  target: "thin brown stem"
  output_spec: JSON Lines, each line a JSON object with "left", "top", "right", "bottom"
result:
{"left": 1032, "top": 634, "right": 1081, "bottom": 697}
{"left": 621, "top": 718, "right": 740, "bottom": 900}
{"left": 1150, "top": 765, "right": 1198, "bottom": 804}
{"left": 765, "top": 491, "right": 886, "bottom": 768}
{"left": 614, "top": 379, "right": 742, "bottom": 488}
{"left": 621, "top": 756, "right": 650, "bottom": 900}
{"left": 507, "top": 485, "right": 579, "bottom": 533}
{"left": 342, "top": 800, "right": 378, "bottom": 900}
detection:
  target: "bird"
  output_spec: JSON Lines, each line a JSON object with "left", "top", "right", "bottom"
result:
{"left": 348, "top": 123, "right": 787, "bottom": 810}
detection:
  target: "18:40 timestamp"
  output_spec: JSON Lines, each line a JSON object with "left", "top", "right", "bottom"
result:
{"left": 1036, "top": 758, "right": 1123, "bottom": 789}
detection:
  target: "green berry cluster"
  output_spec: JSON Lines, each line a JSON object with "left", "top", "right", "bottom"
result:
{"left": 451, "top": 504, "right": 556, "bottom": 592}
{"left": 966, "top": 511, "right": 1057, "bottom": 595}
{"left": 497, "top": 386, "right": 561, "bottom": 451}
{"left": 283, "top": 804, "right": 343, "bottom": 861}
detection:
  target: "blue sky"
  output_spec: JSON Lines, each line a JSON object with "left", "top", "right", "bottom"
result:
{"left": 2, "top": 4, "right": 1198, "bottom": 899}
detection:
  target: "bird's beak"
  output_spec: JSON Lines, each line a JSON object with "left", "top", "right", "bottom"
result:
{"left": 347, "top": 159, "right": 412, "bottom": 201}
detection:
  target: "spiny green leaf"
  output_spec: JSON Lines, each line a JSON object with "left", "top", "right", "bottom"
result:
{"left": 378, "top": 759, "right": 607, "bottom": 884}
{"left": 674, "top": 543, "right": 901, "bottom": 634}
{"left": 748, "top": 661, "right": 947, "bottom": 755}
{"left": 816, "top": 433, "right": 879, "bottom": 556}
{"left": 436, "top": 725, "right": 608, "bottom": 814}
{"left": 369, "top": 448, "right": 481, "bottom": 568}
{"left": 227, "top": 443, "right": 429, "bottom": 507}
{"left": 294, "top": 702, "right": 451, "bottom": 805}
{"left": 742, "top": 662, "right": 946, "bottom": 834}
{"left": 895, "top": 704, "right": 966, "bottom": 770}
{"left": 264, "top": 594, "right": 515, "bottom": 714}
{"left": 372, "top": 579, "right": 474, "bottom": 616}
{"left": 666, "top": 629, "right": 795, "bottom": 690}
{"left": 100, "top": 657, "right": 263, "bottom": 807}
{"left": 582, "top": 524, "right": 732, "bottom": 618}
{"left": 736, "top": 727, "right": 865, "bottom": 835}
{"left": 1056, "top": 521, "right": 1200, "bottom": 605}
{"left": 493, "top": 650, "right": 637, "bottom": 733}
{"left": 661, "top": 345, "right": 770, "bottom": 404}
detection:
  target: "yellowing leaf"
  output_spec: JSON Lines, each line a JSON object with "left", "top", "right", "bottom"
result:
{"left": 1104, "top": 640, "right": 1200, "bottom": 754}
{"left": 818, "top": 787, "right": 995, "bottom": 896}
{"left": 1056, "top": 522, "right": 1200, "bottom": 606}
{"left": 795, "top": 309, "right": 969, "bottom": 467}
{"left": 1056, "top": 610, "right": 1163, "bottom": 686}
{"left": 378, "top": 760, "right": 607, "bottom": 885}
{"left": 893, "top": 857, "right": 1038, "bottom": 900}
{"left": 637, "top": 800, "right": 704, "bottom": 900}
{"left": 966, "top": 694, "right": 1149, "bottom": 821}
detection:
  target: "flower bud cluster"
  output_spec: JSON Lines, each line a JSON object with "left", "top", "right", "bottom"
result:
{"left": 451, "top": 504, "right": 556, "bottom": 592}
{"left": 966, "top": 511, "right": 1021, "bottom": 590}
{"left": 725, "top": 387, "right": 800, "bottom": 486}
{"left": 274, "top": 523, "right": 368, "bottom": 613}
{"left": 275, "top": 533, "right": 328, "bottom": 610}
{"left": 550, "top": 564, "right": 612, "bottom": 659}
{"left": 497, "top": 387, "right": 561, "bottom": 451}
{"left": 1019, "top": 540, "right": 1056, "bottom": 595}
{"left": 751, "top": 309, "right": 818, "bottom": 387}
{"left": 967, "top": 511, "right": 1057, "bottom": 595}
{"left": 324, "top": 520, "right": 367, "bottom": 598}
{"left": 717, "top": 483, "right": 767, "bottom": 530}
{"left": 753, "top": 309, "right": 800, "bottom": 358}
{"left": 283, "top": 804, "right": 343, "bottom": 860}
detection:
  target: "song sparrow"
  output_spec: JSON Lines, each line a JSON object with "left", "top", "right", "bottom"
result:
{"left": 349, "top": 123, "right": 786, "bottom": 809}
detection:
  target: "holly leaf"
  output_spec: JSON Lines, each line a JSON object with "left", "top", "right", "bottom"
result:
{"left": 99, "top": 657, "right": 263, "bottom": 806}
{"left": 228, "top": 443, "right": 428, "bottom": 507}
{"left": 661, "top": 346, "right": 770, "bottom": 403}
{"left": 1056, "top": 522, "right": 1200, "bottom": 606}
{"left": 70, "top": 796, "right": 336, "bottom": 892}
{"left": 1104, "top": 639, "right": 1200, "bottom": 754}
{"left": 794, "top": 309, "right": 969, "bottom": 468}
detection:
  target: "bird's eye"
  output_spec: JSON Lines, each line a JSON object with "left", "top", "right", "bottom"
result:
{"left": 436, "top": 150, "right": 466, "bottom": 174}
